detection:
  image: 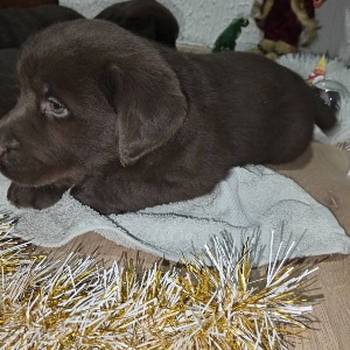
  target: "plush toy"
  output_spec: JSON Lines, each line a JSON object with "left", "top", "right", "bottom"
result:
{"left": 253, "top": 0, "right": 326, "bottom": 59}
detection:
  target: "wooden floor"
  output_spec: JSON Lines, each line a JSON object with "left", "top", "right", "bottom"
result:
{"left": 293, "top": 255, "right": 350, "bottom": 350}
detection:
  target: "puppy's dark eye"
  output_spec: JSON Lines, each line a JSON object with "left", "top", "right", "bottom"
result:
{"left": 41, "top": 97, "right": 69, "bottom": 119}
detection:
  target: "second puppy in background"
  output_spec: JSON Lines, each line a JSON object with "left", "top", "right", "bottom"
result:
{"left": 0, "top": 4, "right": 83, "bottom": 49}
{"left": 96, "top": 0, "right": 179, "bottom": 47}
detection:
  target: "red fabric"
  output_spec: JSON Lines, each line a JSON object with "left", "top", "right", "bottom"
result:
{"left": 260, "top": 0, "right": 315, "bottom": 47}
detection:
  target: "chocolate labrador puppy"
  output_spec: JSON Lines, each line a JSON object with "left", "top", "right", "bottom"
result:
{"left": 96, "top": 0, "right": 179, "bottom": 47}
{"left": 0, "top": 20, "right": 336, "bottom": 214}
{"left": 0, "top": 4, "right": 83, "bottom": 49}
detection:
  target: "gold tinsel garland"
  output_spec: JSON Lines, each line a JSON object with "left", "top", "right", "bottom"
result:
{"left": 0, "top": 212, "right": 320, "bottom": 350}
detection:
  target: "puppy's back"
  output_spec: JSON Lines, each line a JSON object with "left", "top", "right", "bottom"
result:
{"left": 170, "top": 50, "right": 336, "bottom": 164}
{"left": 186, "top": 51, "right": 335, "bottom": 129}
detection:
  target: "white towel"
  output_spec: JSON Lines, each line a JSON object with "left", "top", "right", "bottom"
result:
{"left": 2, "top": 165, "right": 349, "bottom": 265}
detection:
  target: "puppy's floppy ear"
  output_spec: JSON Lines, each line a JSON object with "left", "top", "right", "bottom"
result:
{"left": 108, "top": 59, "right": 187, "bottom": 166}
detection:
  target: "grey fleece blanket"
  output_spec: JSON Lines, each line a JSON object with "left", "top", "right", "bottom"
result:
{"left": 1, "top": 165, "right": 350, "bottom": 265}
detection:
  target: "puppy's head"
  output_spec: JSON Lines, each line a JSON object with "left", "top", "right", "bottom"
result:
{"left": 0, "top": 20, "right": 186, "bottom": 187}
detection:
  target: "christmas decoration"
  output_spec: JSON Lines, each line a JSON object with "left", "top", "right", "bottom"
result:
{"left": 307, "top": 55, "right": 327, "bottom": 84}
{"left": 213, "top": 18, "right": 249, "bottom": 52}
{"left": 307, "top": 55, "right": 350, "bottom": 113}
{"left": 253, "top": 0, "right": 326, "bottom": 59}
{"left": 0, "top": 212, "right": 320, "bottom": 349}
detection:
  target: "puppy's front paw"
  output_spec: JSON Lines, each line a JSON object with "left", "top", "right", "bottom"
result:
{"left": 70, "top": 185, "right": 117, "bottom": 215}
{"left": 7, "top": 183, "right": 64, "bottom": 210}
{"left": 70, "top": 185, "right": 104, "bottom": 212}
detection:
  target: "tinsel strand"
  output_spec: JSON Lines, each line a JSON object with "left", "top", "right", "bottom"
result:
{"left": 0, "top": 213, "right": 320, "bottom": 350}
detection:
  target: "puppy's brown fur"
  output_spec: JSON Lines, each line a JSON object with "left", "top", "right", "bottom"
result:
{"left": 0, "top": 20, "right": 336, "bottom": 214}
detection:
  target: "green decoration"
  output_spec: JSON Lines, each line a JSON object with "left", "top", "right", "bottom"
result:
{"left": 213, "top": 18, "right": 249, "bottom": 53}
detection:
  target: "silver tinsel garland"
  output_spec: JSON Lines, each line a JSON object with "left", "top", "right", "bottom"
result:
{"left": 0, "top": 213, "right": 320, "bottom": 349}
